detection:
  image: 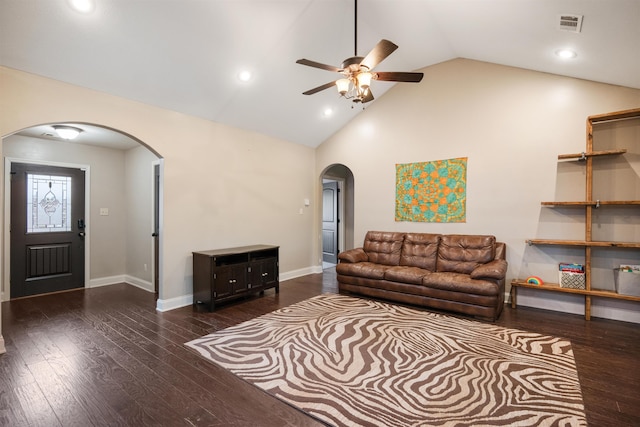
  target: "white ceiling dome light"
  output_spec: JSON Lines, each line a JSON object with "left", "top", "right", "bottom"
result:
{"left": 52, "top": 125, "right": 83, "bottom": 140}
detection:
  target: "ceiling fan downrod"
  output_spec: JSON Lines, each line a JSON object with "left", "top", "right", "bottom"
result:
{"left": 354, "top": 0, "right": 358, "bottom": 57}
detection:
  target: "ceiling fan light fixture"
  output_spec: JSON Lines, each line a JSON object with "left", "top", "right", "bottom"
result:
{"left": 296, "top": 0, "right": 422, "bottom": 106}
{"left": 357, "top": 72, "right": 372, "bottom": 90}
{"left": 336, "top": 78, "right": 350, "bottom": 95}
{"left": 52, "top": 125, "right": 82, "bottom": 140}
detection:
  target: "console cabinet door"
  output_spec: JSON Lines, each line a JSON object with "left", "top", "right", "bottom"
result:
{"left": 215, "top": 264, "right": 247, "bottom": 298}
{"left": 250, "top": 258, "right": 278, "bottom": 288}
{"left": 262, "top": 258, "right": 278, "bottom": 287}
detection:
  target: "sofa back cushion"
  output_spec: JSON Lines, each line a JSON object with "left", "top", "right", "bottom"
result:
{"left": 400, "top": 233, "right": 440, "bottom": 271}
{"left": 437, "top": 234, "right": 496, "bottom": 274}
{"left": 363, "top": 231, "right": 405, "bottom": 266}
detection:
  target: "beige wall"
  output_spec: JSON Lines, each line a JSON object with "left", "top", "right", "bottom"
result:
{"left": 0, "top": 66, "right": 319, "bottom": 312}
{"left": 316, "top": 58, "right": 640, "bottom": 322}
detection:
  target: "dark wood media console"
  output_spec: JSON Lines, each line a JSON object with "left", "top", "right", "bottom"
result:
{"left": 192, "top": 245, "right": 279, "bottom": 311}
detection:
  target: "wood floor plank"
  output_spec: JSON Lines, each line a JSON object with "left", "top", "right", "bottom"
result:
{"left": 0, "top": 336, "right": 37, "bottom": 388}
{"left": 26, "top": 359, "right": 95, "bottom": 426}
{"left": 56, "top": 360, "right": 127, "bottom": 425}
{"left": 60, "top": 312, "right": 182, "bottom": 425}
{"left": 10, "top": 380, "right": 61, "bottom": 427}
{"left": 76, "top": 312, "right": 200, "bottom": 425}
{"left": 0, "top": 382, "right": 29, "bottom": 427}
{"left": 1, "top": 271, "right": 638, "bottom": 426}
{"left": 92, "top": 305, "right": 312, "bottom": 425}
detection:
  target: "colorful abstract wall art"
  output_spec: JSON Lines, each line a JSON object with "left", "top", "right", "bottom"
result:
{"left": 395, "top": 157, "right": 467, "bottom": 222}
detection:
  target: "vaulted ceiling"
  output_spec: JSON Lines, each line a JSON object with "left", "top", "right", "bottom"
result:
{"left": 1, "top": 0, "right": 639, "bottom": 148}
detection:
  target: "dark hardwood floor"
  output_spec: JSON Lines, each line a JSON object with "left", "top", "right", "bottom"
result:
{"left": 1, "top": 269, "right": 638, "bottom": 426}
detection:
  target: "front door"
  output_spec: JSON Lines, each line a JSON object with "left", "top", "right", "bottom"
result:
{"left": 10, "top": 163, "right": 86, "bottom": 298}
{"left": 322, "top": 181, "right": 339, "bottom": 264}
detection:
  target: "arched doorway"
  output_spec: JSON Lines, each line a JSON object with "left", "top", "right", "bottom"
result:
{"left": 1, "top": 122, "right": 163, "bottom": 303}
{"left": 320, "top": 164, "right": 355, "bottom": 269}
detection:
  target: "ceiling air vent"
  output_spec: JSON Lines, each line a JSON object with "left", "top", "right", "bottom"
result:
{"left": 558, "top": 14, "right": 583, "bottom": 33}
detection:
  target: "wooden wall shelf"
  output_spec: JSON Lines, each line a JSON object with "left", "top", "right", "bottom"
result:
{"left": 513, "top": 107, "right": 640, "bottom": 320}
{"left": 557, "top": 149, "right": 627, "bottom": 160}
{"left": 541, "top": 200, "right": 640, "bottom": 207}
{"left": 527, "top": 239, "right": 640, "bottom": 248}
{"left": 510, "top": 280, "right": 640, "bottom": 307}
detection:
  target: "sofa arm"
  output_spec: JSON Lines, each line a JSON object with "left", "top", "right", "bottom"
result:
{"left": 338, "top": 248, "right": 368, "bottom": 263}
{"left": 470, "top": 259, "right": 508, "bottom": 280}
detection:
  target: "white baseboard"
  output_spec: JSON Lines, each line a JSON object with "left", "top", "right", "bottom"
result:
{"left": 87, "top": 275, "right": 126, "bottom": 288}
{"left": 156, "top": 294, "right": 193, "bottom": 312}
{"left": 0, "top": 335, "right": 6, "bottom": 354}
{"left": 280, "top": 265, "right": 323, "bottom": 281}
{"left": 88, "top": 275, "right": 153, "bottom": 293}
{"left": 124, "top": 275, "right": 154, "bottom": 293}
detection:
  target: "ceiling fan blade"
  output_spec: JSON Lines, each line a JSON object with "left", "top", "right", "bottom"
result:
{"left": 296, "top": 59, "right": 341, "bottom": 73}
{"left": 360, "top": 39, "right": 398, "bottom": 70}
{"left": 374, "top": 71, "right": 424, "bottom": 83}
{"left": 302, "top": 81, "right": 337, "bottom": 95}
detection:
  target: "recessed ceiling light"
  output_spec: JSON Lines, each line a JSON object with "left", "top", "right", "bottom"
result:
{"left": 68, "top": 0, "right": 95, "bottom": 13}
{"left": 323, "top": 108, "right": 333, "bottom": 117}
{"left": 555, "top": 49, "right": 577, "bottom": 59}
{"left": 237, "top": 70, "right": 252, "bottom": 82}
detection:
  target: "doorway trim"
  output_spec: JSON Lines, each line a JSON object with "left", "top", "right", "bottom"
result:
{"left": 3, "top": 157, "right": 91, "bottom": 301}
{"left": 320, "top": 164, "right": 355, "bottom": 267}
{"left": 322, "top": 178, "right": 344, "bottom": 266}
{"left": 152, "top": 159, "right": 162, "bottom": 300}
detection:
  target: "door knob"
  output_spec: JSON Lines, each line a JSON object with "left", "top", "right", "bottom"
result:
{"left": 78, "top": 232, "right": 86, "bottom": 237}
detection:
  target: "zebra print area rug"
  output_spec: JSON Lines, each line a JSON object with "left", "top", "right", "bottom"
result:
{"left": 186, "top": 294, "right": 586, "bottom": 426}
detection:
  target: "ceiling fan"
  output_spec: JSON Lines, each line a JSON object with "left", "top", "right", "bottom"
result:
{"left": 296, "top": 0, "right": 423, "bottom": 104}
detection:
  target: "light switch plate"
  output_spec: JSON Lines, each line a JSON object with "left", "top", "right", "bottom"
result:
{"left": 100, "top": 208, "right": 109, "bottom": 216}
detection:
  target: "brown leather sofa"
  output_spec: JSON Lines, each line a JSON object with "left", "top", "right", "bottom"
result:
{"left": 336, "top": 231, "right": 507, "bottom": 321}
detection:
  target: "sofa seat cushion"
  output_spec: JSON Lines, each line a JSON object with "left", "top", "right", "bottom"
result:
{"left": 336, "top": 262, "right": 389, "bottom": 280}
{"left": 384, "top": 266, "right": 431, "bottom": 285}
{"left": 423, "top": 272, "right": 500, "bottom": 296}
